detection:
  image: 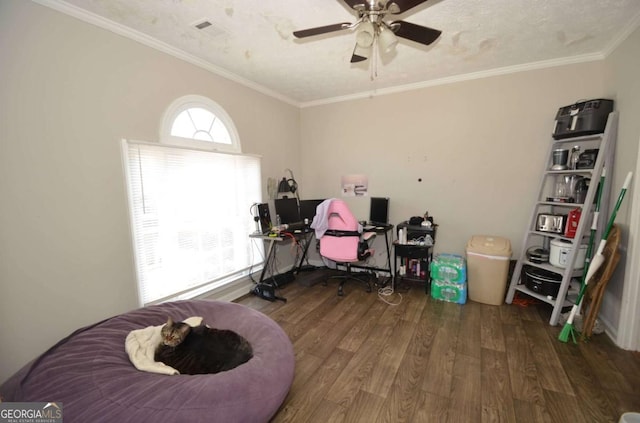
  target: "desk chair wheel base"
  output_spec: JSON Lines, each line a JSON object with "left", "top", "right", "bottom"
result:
{"left": 325, "top": 270, "right": 372, "bottom": 297}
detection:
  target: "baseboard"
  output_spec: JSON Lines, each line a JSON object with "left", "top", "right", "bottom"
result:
{"left": 197, "top": 265, "right": 298, "bottom": 302}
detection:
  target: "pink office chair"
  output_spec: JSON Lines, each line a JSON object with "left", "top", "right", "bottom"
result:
{"left": 316, "top": 199, "right": 376, "bottom": 296}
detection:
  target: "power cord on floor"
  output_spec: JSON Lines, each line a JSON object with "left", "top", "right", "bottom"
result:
{"left": 377, "top": 284, "right": 402, "bottom": 306}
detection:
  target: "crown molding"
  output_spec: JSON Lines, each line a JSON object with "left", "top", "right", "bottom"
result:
{"left": 299, "top": 53, "right": 606, "bottom": 108}
{"left": 601, "top": 9, "right": 640, "bottom": 58}
{"left": 31, "top": 0, "right": 639, "bottom": 109}
{"left": 31, "top": 0, "right": 301, "bottom": 107}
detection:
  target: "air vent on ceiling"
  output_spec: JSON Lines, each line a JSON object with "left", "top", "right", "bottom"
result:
{"left": 195, "top": 20, "right": 212, "bottom": 30}
{"left": 191, "top": 19, "right": 226, "bottom": 38}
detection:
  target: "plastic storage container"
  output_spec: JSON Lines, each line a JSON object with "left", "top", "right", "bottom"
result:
{"left": 466, "top": 235, "right": 512, "bottom": 305}
{"left": 619, "top": 413, "right": 640, "bottom": 423}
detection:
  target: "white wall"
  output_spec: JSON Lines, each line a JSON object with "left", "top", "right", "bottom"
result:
{"left": 299, "top": 64, "right": 607, "bottom": 256}
{"left": 0, "top": 1, "right": 299, "bottom": 383}
{"left": 299, "top": 28, "right": 640, "bottom": 345}
{"left": 601, "top": 25, "right": 640, "bottom": 337}
{"left": 1, "top": 0, "right": 639, "bottom": 386}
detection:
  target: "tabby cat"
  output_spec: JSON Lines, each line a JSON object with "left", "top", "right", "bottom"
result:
{"left": 154, "top": 317, "right": 253, "bottom": 375}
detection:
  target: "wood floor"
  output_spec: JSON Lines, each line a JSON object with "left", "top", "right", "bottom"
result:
{"left": 234, "top": 273, "right": 640, "bottom": 423}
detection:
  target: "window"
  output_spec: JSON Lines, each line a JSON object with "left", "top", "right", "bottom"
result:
{"left": 160, "top": 95, "right": 241, "bottom": 153}
{"left": 123, "top": 96, "right": 261, "bottom": 305}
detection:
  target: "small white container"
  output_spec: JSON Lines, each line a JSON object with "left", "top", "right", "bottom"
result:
{"left": 549, "top": 238, "right": 587, "bottom": 269}
{"left": 619, "top": 412, "right": 640, "bottom": 423}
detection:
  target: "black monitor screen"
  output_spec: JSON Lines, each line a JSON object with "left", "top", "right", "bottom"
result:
{"left": 299, "top": 199, "right": 324, "bottom": 221}
{"left": 369, "top": 197, "right": 389, "bottom": 224}
{"left": 274, "top": 198, "right": 300, "bottom": 224}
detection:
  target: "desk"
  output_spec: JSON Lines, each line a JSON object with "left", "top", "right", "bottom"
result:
{"left": 249, "top": 228, "right": 315, "bottom": 285}
{"left": 348, "top": 224, "right": 394, "bottom": 284}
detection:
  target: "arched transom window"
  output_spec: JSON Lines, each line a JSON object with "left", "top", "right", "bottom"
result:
{"left": 160, "top": 95, "right": 241, "bottom": 153}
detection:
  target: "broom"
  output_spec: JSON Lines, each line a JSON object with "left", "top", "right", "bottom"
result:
{"left": 559, "top": 171, "right": 633, "bottom": 343}
{"left": 557, "top": 170, "right": 605, "bottom": 343}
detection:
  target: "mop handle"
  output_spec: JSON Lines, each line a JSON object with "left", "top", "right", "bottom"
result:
{"left": 603, "top": 172, "right": 633, "bottom": 239}
{"left": 590, "top": 169, "right": 606, "bottom": 230}
{"left": 622, "top": 171, "right": 633, "bottom": 190}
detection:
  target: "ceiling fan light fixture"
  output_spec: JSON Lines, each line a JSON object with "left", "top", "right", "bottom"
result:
{"left": 378, "top": 24, "right": 398, "bottom": 53}
{"left": 355, "top": 19, "right": 375, "bottom": 47}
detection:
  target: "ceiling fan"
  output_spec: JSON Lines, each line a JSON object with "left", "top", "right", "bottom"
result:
{"left": 293, "top": 0, "right": 442, "bottom": 63}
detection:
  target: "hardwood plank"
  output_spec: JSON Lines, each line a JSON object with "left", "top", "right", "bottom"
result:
{"left": 480, "top": 304, "right": 506, "bottom": 352}
{"left": 405, "top": 304, "right": 441, "bottom": 358}
{"left": 503, "top": 323, "right": 546, "bottom": 406}
{"left": 412, "top": 390, "right": 450, "bottom": 422}
{"left": 481, "top": 348, "right": 516, "bottom": 423}
{"left": 447, "top": 353, "right": 481, "bottom": 422}
{"left": 304, "top": 399, "right": 347, "bottom": 423}
{"left": 286, "top": 349, "right": 325, "bottom": 394}
{"left": 606, "top": 346, "right": 640, "bottom": 391}
{"left": 499, "top": 302, "right": 522, "bottom": 325}
{"left": 422, "top": 315, "right": 459, "bottom": 397}
{"left": 225, "top": 272, "right": 640, "bottom": 423}
{"left": 541, "top": 389, "right": 587, "bottom": 422}
{"left": 374, "top": 352, "right": 428, "bottom": 423}
{"left": 512, "top": 399, "right": 552, "bottom": 423}
{"left": 343, "top": 390, "right": 385, "bottom": 422}
{"left": 457, "top": 301, "right": 482, "bottom": 359}
{"left": 272, "top": 348, "right": 353, "bottom": 423}
{"left": 579, "top": 339, "right": 635, "bottom": 392}
{"left": 558, "top": 346, "right": 621, "bottom": 422}
{"left": 362, "top": 317, "right": 415, "bottom": 398}
{"left": 324, "top": 323, "right": 394, "bottom": 408}
{"left": 269, "top": 283, "right": 334, "bottom": 324}
{"left": 336, "top": 299, "right": 388, "bottom": 353}
{"left": 523, "top": 320, "right": 575, "bottom": 395}
{"left": 321, "top": 285, "right": 376, "bottom": 324}
{"left": 603, "top": 390, "right": 640, "bottom": 420}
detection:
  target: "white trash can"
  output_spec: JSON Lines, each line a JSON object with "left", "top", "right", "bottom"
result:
{"left": 466, "top": 235, "right": 512, "bottom": 305}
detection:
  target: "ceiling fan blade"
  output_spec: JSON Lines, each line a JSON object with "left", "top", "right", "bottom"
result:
{"left": 293, "top": 22, "right": 351, "bottom": 38}
{"left": 391, "top": 20, "right": 441, "bottom": 45}
{"left": 350, "top": 44, "right": 369, "bottom": 63}
{"left": 388, "top": 0, "right": 429, "bottom": 14}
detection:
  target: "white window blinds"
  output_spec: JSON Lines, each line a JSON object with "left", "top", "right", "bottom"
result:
{"left": 123, "top": 140, "right": 262, "bottom": 305}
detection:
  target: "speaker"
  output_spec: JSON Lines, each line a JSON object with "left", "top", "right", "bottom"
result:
{"left": 258, "top": 203, "right": 272, "bottom": 233}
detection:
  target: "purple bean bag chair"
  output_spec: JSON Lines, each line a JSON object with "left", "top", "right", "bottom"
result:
{"left": 0, "top": 300, "right": 295, "bottom": 422}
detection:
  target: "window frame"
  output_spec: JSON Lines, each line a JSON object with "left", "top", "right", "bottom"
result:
{"left": 159, "top": 95, "right": 241, "bottom": 153}
{"left": 121, "top": 139, "right": 263, "bottom": 306}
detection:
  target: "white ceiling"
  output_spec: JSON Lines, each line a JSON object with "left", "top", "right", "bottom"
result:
{"left": 38, "top": 0, "right": 640, "bottom": 106}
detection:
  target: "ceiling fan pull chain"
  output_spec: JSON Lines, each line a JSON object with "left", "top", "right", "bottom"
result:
{"left": 371, "top": 37, "right": 378, "bottom": 81}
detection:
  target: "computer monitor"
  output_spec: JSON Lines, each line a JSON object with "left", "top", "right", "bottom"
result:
{"left": 274, "top": 198, "right": 300, "bottom": 224}
{"left": 299, "top": 199, "right": 324, "bottom": 222}
{"left": 369, "top": 197, "right": 389, "bottom": 225}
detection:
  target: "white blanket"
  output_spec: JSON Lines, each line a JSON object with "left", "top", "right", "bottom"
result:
{"left": 125, "top": 316, "right": 203, "bottom": 375}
